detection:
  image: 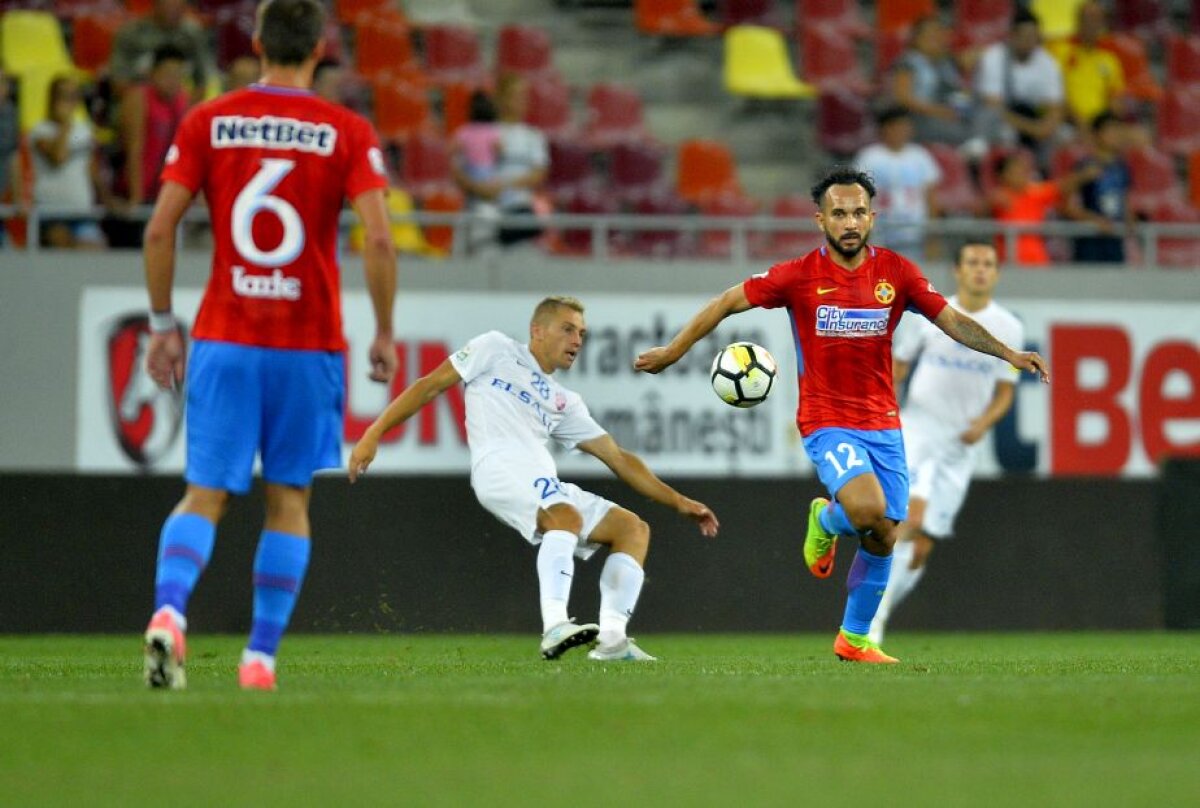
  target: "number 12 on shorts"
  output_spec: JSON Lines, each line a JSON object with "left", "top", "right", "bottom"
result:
{"left": 534, "top": 477, "right": 564, "bottom": 500}
{"left": 825, "top": 442, "right": 864, "bottom": 478}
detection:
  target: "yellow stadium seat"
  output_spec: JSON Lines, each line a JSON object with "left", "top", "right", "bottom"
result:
{"left": 1032, "top": 0, "right": 1088, "bottom": 40}
{"left": 349, "top": 187, "right": 440, "bottom": 257}
{"left": 0, "top": 11, "right": 72, "bottom": 74}
{"left": 723, "top": 25, "right": 816, "bottom": 100}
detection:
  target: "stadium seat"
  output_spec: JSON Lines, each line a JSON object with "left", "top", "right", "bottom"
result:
{"left": 874, "top": 28, "right": 908, "bottom": 82}
{"left": 72, "top": 10, "right": 126, "bottom": 75}
{"left": 795, "top": 0, "right": 870, "bottom": 38}
{"left": 878, "top": 0, "right": 936, "bottom": 34}
{"left": 953, "top": 0, "right": 1014, "bottom": 49}
{"left": 523, "top": 76, "right": 572, "bottom": 137}
{"left": 418, "top": 185, "right": 464, "bottom": 255}
{"left": 402, "top": 132, "right": 452, "bottom": 196}
{"left": 423, "top": 24, "right": 483, "bottom": 87}
{"left": 724, "top": 25, "right": 817, "bottom": 100}
{"left": 623, "top": 190, "right": 691, "bottom": 258}
{"left": 496, "top": 25, "right": 554, "bottom": 78}
{"left": 0, "top": 11, "right": 72, "bottom": 74}
{"left": 583, "top": 83, "right": 648, "bottom": 149}
{"left": 546, "top": 137, "right": 594, "bottom": 200}
{"left": 336, "top": 0, "right": 394, "bottom": 24}
{"left": 1157, "top": 87, "right": 1200, "bottom": 157}
{"left": 1102, "top": 33, "right": 1162, "bottom": 102}
{"left": 816, "top": 90, "right": 873, "bottom": 156}
{"left": 1151, "top": 199, "right": 1200, "bottom": 268}
{"left": 753, "top": 194, "right": 823, "bottom": 259}
{"left": 355, "top": 16, "right": 421, "bottom": 81}
{"left": 1113, "top": 0, "right": 1168, "bottom": 42}
{"left": 548, "top": 185, "right": 618, "bottom": 256}
{"left": 610, "top": 140, "right": 667, "bottom": 203}
{"left": 926, "top": 143, "right": 982, "bottom": 217}
{"left": 635, "top": 0, "right": 720, "bottom": 37}
{"left": 1030, "top": 0, "right": 1086, "bottom": 41}
{"left": 676, "top": 139, "right": 744, "bottom": 206}
{"left": 718, "top": 0, "right": 775, "bottom": 27}
{"left": 1167, "top": 35, "right": 1200, "bottom": 92}
{"left": 800, "top": 24, "right": 870, "bottom": 94}
{"left": 349, "top": 186, "right": 437, "bottom": 257}
{"left": 441, "top": 81, "right": 475, "bottom": 134}
{"left": 214, "top": 1, "right": 257, "bottom": 71}
{"left": 697, "top": 194, "right": 758, "bottom": 258}
{"left": 372, "top": 79, "right": 434, "bottom": 143}
{"left": 1127, "top": 145, "right": 1184, "bottom": 215}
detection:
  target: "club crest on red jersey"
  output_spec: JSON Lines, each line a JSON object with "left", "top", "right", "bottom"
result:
{"left": 106, "top": 314, "right": 185, "bottom": 467}
{"left": 874, "top": 280, "right": 896, "bottom": 305}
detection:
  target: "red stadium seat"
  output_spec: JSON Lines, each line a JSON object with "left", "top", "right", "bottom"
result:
{"left": 373, "top": 79, "right": 434, "bottom": 143}
{"left": 926, "top": 143, "right": 982, "bottom": 216}
{"left": 878, "top": 0, "right": 936, "bottom": 34}
{"left": 635, "top": 0, "right": 720, "bottom": 37}
{"left": 402, "top": 133, "right": 452, "bottom": 195}
{"left": 1157, "top": 87, "right": 1200, "bottom": 157}
{"left": 72, "top": 10, "right": 126, "bottom": 74}
{"left": 548, "top": 185, "right": 618, "bottom": 256}
{"left": 753, "top": 194, "right": 823, "bottom": 259}
{"left": 816, "top": 90, "right": 873, "bottom": 156}
{"left": 423, "top": 25, "right": 483, "bottom": 87}
{"left": 875, "top": 28, "right": 909, "bottom": 82}
{"left": 800, "top": 24, "right": 871, "bottom": 93}
{"left": 355, "top": 16, "right": 421, "bottom": 81}
{"left": 1127, "top": 145, "right": 1184, "bottom": 216}
{"left": 214, "top": 1, "right": 257, "bottom": 70}
{"left": 698, "top": 194, "right": 759, "bottom": 258}
{"left": 523, "top": 76, "right": 572, "bottom": 137}
{"left": 1152, "top": 199, "right": 1200, "bottom": 268}
{"left": 676, "top": 139, "right": 744, "bottom": 205}
{"left": 336, "top": 0, "right": 393, "bottom": 24}
{"left": 719, "top": 0, "right": 774, "bottom": 27}
{"left": 419, "top": 185, "right": 464, "bottom": 255}
{"left": 1166, "top": 34, "right": 1200, "bottom": 92}
{"left": 441, "top": 82, "right": 475, "bottom": 134}
{"left": 623, "top": 190, "right": 692, "bottom": 258}
{"left": 795, "top": 0, "right": 869, "bottom": 37}
{"left": 1101, "top": 33, "right": 1162, "bottom": 102}
{"left": 497, "top": 25, "right": 554, "bottom": 78}
{"left": 546, "top": 137, "right": 595, "bottom": 199}
{"left": 583, "top": 83, "right": 647, "bottom": 150}
{"left": 610, "top": 141, "right": 667, "bottom": 203}
{"left": 953, "top": 0, "right": 1013, "bottom": 49}
{"left": 1113, "top": 0, "right": 1168, "bottom": 42}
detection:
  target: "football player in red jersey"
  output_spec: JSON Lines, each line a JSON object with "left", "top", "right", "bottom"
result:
{"left": 140, "top": 0, "right": 398, "bottom": 691}
{"left": 636, "top": 166, "right": 1048, "bottom": 663}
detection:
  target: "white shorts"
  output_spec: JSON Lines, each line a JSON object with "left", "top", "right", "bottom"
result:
{"left": 470, "top": 454, "right": 617, "bottom": 560}
{"left": 903, "top": 424, "right": 976, "bottom": 540}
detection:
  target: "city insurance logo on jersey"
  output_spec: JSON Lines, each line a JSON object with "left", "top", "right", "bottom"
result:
{"left": 76, "top": 290, "right": 1199, "bottom": 477}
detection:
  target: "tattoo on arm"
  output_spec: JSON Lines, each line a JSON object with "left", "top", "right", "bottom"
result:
{"left": 944, "top": 312, "right": 1010, "bottom": 361}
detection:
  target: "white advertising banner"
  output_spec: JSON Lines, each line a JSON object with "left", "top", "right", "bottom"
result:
{"left": 75, "top": 288, "right": 1199, "bottom": 478}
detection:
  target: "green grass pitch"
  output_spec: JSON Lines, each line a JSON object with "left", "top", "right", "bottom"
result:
{"left": 2, "top": 633, "right": 1198, "bottom": 807}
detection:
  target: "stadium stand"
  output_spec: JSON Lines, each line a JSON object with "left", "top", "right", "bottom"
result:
{"left": 723, "top": 25, "right": 816, "bottom": 100}
{"left": 878, "top": 0, "right": 937, "bottom": 33}
{"left": 496, "top": 24, "right": 555, "bottom": 78}
{"left": 953, "top": 0, "right": 1014, "bottom": 48}
{"left": 635, "top": 0, "right": 719, "bottom": 37}
{"left": 422, "top": 24, "right": 484, "bottom": 87}
{"left": 795, "top": 0, "right": 870, "bottom": 38}
{"left": 523, "top": 75, "right": 572, "bottom": 137}
{"left": 676, "top": 138, "right": 745, "bottom": 205}
{"left": 583, "top": 83, "right": 648, "bottom": 149}
{"left": 800, "top": 23, "right": 871, "bottom": 94}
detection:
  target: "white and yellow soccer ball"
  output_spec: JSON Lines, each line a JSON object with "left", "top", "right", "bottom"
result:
{"left": 710, "top": 342, "right": 777, "bottom": 408}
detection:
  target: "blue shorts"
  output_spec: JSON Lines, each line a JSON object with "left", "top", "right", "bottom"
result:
{"left": 185, "top": 340, "right": 345, "bottom": 494}
{"left": 802, "top": 427, "right": 909, "bottom": 523}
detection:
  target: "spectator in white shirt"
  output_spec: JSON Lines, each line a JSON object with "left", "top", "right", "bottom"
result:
{"left": 974, "top": 7, "right": 1065, "bottom": 163}
{"left": 854, "top": 107, "right": 942, "bottom": 259}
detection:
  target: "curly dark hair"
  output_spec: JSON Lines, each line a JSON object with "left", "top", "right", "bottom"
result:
{"left": 810, "top": 166, "right": 876, "bottom": 206}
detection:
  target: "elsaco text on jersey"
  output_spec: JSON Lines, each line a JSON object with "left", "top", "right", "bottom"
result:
{"left": 211, "top": 116, "right": 337, "bottom": 156}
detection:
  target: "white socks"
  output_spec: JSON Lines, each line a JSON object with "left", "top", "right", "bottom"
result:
{"left": 598, "top": 552, "right": 645, "bottom": 648}
{"left": 537, "top": 530, "right": 577, "bottom": 633}
{"left": 869, "top": 539, "right": 925, "bottom": 643}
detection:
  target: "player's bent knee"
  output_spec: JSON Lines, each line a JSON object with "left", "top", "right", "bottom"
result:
{"left": 537, "top": 503, "right": 583, "bottom": 535}
{"left": 844, "top": 500, "right": 887, "bottom": 533}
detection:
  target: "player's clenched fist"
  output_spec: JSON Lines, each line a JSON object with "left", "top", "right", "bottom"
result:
{"left": 634, "top": 346, "right": 677, "bottom": 374}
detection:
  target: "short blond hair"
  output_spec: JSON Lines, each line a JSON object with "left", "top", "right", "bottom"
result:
{"left": 531, "top": 295, "right": 585, "bottom": 326}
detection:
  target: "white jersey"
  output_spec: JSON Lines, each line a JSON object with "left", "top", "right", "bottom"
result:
{"left": 449, "top": 331, "right": 607, "bottom": 471}
{"left": 894, "top": 296, "right": 1024, "bottom": 436}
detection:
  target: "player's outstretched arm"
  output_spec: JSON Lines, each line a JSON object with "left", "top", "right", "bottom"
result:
{"left": 348, "top": 359, "right": 462, "bottom": 482}
{"left": 351, "top": 188, "right": 398, "bottom": 384}
{"left": 142, "top": 181, "right": 194, "bottom": 391}
{"left": 576, "top": 434, "right": 719, "bottom": 537}
{"left": 933, "top": 306, "right": 1050, "bottom": 383}
{"left": 634, "top": 284, "right": 753, "bottom": 374}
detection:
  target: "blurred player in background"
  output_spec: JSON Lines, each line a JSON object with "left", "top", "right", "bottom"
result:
{"left": 141, "top": 0, "right": 397, "bottom": 691}
{"left": 349, "top": 296, "right": 719, "bottom": 662}
{"left": 636, "top": 167, "right": 1047, "bottom": 663}
{"left": 869, "top": 242, "right": 1023, "bottom": 644}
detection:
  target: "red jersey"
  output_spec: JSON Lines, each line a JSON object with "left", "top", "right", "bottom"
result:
{"left": 743, "top": 245, "right": 948, "bottom": 436}
{"left": 160, "top": 85, "right": 388, "bottom": 351}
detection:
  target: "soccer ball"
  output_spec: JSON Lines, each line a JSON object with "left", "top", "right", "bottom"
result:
{"left": 710, "top": 342, "right": 777, "bottom": 408}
